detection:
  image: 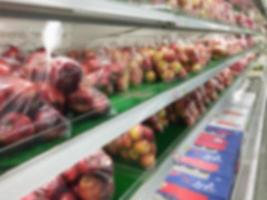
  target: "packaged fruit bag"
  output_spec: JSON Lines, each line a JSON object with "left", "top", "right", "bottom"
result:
{"left": 22, "top": 150, "right": 114, "bottom": 200}
{"left": 0, "top": 46, "right": 111, "bottom": 154}
{"left": 0, "top": 76, "right": 70, "bottom": 154}
{"left": 22, "top": 48, "right": 111, "bottom": 117}
{"left": 105, "top": 124, "right": 157, "bottom": 169}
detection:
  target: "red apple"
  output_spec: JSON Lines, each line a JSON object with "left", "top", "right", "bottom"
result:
{"left": 163, "top": 48, "right": 176, "bottom": 62}
{"left": 0, "top": 59, "right": 11, "bottom": 75}
{"left": 91, "top": 89, "right": 110, "bottom": 114}
{"left": 34, "top": 106, "right": 68, "bottom": 139}
{"left": 142, "top": 126, "right": 154, "bottom": 142}
{"left": 118, "top": 134, "right": 132, "bottom": 149}
{"left": 23, "top": 50, "right": 48, "bottom": 82}
{"left": 37, "top": 83, "right": 65, "bottom": 112}
{"left": 50, "top": 57, "right": 82, "bottom": 95}
{"left": 67, "top": 86, "right": 94, "bottom": 113}
{"left": 67, "top": 86, "right": 109, "bottom": 114}
{"left": 75, "top": 175, "right": 107, "bottom": 200}
{"left": 76, "top": 159, "right": 90, "bottom": 174}
{"left": 142, "top": 57, "right": 153, "bottom": 70}
{"left": 2, "top": 45, "right": 23, "bottom": 61}
{"left": 0, "top": 112, "right": 34, "bottom": 145}
{"left": 140, "top": 153, "right": 156, "bottom": 168}
{"left": 133, "top": 140, "right": 151, "bottom": 155}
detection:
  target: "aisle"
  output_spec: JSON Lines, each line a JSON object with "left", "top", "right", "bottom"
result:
{"left": 255, "top": 104, "right": 267, "bottom": 200}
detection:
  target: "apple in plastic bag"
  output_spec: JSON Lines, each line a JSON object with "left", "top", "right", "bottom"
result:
{"left": 75, "top": 174, "right": 111, "bottom": 200}
{"left": 23, "top": 49, "right": 49, "bottom": 82}
{"left": 37, "top": 83, "right": 65, "bottom": 112}
{"left": 0, "top": 59, "right": 11, "bottom": 75}
{"left": 8, "top": 79, "right": 42, "bottom": 117}
{"left": 67, "top": 86, "right": 109, "bottom": 114}
{"left": 0, "top": 112, "right": 34, "bottom": 145}
{"left": 34, "top": 105, "right": 68, "bottom": 139}
{"left": 0, "top": 57, "right": 22, "bottom": 74}
{"left": 50, "top": 57, "right": 82, "bottom": 95}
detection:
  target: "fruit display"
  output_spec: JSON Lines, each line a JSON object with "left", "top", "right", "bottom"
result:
{"left": 105, "top": 53, "right": 254, "bottom": 169}
{"left": 69, "top": 36, "right": 252, "bottom": 95}
{"left": 170, "top": 54, "right": 254, "bottom": 127}
{"left": 0, "top": 33, "right": 254, "bottom": 153}
{"left": 22, "top": 150, "right": 114, "bottom": 200}
{"left": 105, "top": 124, "right": 157, "bottom": 169}
{"left": 0, "top": 46, "right": 110, "bottom": 153}
{"left": 21, "top": 48, "right": 110, "bottom": 117}
{"left": 121, "top": 0, "right": 263, "bottom": 29}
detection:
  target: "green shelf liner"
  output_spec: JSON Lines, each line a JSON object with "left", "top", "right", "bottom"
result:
{"left": 0, "top": 57, "right": 226, "bottom": 174}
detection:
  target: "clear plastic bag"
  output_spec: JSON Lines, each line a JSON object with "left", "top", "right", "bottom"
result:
{"left": 0, "top": 76, "right": 70, "bottom": 154}
{"left": 67, "top": 86, "right": 110, "bottom": 116}
{"left": 22, "top": 150, "right": 114, "bottom": 200}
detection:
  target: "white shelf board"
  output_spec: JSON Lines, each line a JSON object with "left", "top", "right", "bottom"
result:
{"left": 0, "top": 0, "right": 255, "bottom": 34}
{"left": 0, "top": 49, "right": 256, "bottom": 199}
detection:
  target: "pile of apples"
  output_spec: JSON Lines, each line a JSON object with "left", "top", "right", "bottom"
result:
{"left": 144, "top": 109, "right": 170, "bottom": 133}
{"left": 170, "top": 54, "right": 254, "bottom": 127}
{"left": 162, "top": 0, "right": 256, "bottom": 28}
{"left": 0, "top": 46, "right": 110, "bottom": 149}
{"left": 0, "top": 37, "right": 254, "bottom": 149}
{"left": 105, "top": 124, "right": 157, "bottom": 169}
{"left": 68, "top": 36, "right": 252, "bottom": 95}
{"left": 104, "top": 55, "right": 254, "bottom": 169}
{"left": 22, "top": 150, "right": 114, "bottom": 200}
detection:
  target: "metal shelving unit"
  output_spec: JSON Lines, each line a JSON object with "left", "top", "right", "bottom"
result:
{"left": 0, "top": 48, "right": 257, "bottom": 200}
{"left": 0, "top": 1, "right": 263, "bottom": 199}
{"left": 0, "top": 0, "right": 256, "bottom": 34}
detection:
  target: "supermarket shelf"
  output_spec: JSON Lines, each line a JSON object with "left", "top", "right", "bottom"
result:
{"left": 130, "top": 66, "right": 249, "bottom": 200}
{"left": 0, "top": 0, "right": 255, "bottom": 34}
{"left": 0, "top": 49, "right": 256, "bottom": 199}
{"left": 231, "top": 77, "right": 267, "bottom": 200}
